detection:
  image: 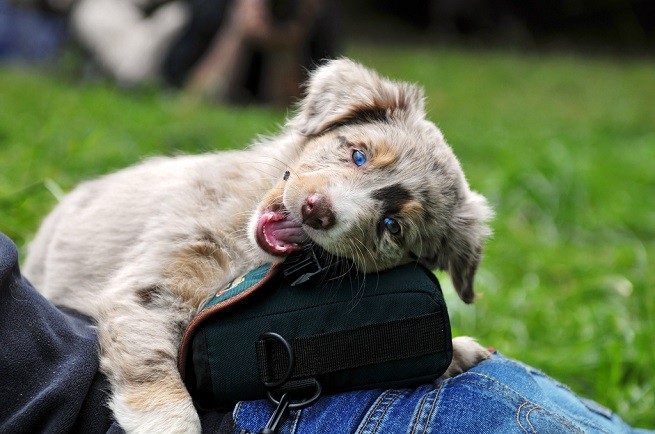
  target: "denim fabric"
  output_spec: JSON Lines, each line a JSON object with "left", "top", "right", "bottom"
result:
{"left": 233, "top": 354, "right": 653, "bottom": 434}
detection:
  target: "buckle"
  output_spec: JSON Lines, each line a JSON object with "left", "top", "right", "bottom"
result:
{"left": 282, "top": 245, "right": 348, "bottom": 286}
{"left": 256, "top": 332, "right": 323, "bottom": 434}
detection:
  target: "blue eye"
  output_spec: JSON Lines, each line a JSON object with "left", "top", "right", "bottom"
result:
{"left": 383, "top": 217, "right": 401, "bottom": 235}
{"left": 352, "top": 149, "right": 367, "bottom": 167}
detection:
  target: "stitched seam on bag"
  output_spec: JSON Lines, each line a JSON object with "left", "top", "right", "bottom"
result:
{"left": 348, "top": 373, "right": 448, "bottom": 396}
{"left": 230, "top": 289, "right": 439, "bottom": 323}
{"left": 177, "top": 264, "right": 279, "bottom": 374}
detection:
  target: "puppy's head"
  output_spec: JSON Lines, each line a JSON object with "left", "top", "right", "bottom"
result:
{"left": 252, "top": 59, "right": 492, "bottom": 303}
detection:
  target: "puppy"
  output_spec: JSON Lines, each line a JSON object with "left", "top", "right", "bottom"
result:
{"left": 24, "top": 59, "right": 493, "bottom": 433}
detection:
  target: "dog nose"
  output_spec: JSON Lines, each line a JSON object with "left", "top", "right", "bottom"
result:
{"left": 301, "top": 194, "right": 335, "bottom": 230}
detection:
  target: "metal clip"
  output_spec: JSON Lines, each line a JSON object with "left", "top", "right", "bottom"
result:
{"left": 257, "top": 392, "right": 291, "bottom": 434}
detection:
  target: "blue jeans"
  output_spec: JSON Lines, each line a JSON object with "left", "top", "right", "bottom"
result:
{"left": 233, "top": 353, "right": 653, "bottom": 434}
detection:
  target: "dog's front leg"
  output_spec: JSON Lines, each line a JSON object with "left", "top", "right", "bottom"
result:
{"left": 97, "top": 294, "right": 200, "bottom": 434}
{"left": 94, "top": 234, "right": 240, "bottom": 433}
{"left": 441, "top": 336, "right": 491, "bottom": 378}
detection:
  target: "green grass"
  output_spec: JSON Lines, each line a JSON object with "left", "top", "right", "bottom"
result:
{"left": 1, "top": 46, "right": 654, "bottom": 427}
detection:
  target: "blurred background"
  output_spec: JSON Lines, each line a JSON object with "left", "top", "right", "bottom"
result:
{"left": 1, "top": 0, "right": 654, "bottom": 428}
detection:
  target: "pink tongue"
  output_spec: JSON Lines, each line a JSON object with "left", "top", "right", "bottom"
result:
{"left": 256, "top": 211, "right": 308, "bottom": 256}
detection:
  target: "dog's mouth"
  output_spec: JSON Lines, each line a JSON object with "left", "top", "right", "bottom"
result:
{"left": 255, "top": 208, "right": 309, "bottom": 256}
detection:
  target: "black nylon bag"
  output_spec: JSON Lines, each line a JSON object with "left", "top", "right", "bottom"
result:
{"left": 178, "top": 257, "right": 453, "bottom": 410}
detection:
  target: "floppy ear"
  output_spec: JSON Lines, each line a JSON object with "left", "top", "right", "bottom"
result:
{"left": 288, "top": 58, "right": 425, "bottom": 136}
{"left": 420, "top": 191, "right": 493, "bottom": 304}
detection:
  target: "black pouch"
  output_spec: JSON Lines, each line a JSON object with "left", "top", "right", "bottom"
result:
{"left": 178, "top": 248, "right": 453, "bottom": 410}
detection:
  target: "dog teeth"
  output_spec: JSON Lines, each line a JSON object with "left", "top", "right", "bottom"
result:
{"left": 256, "top": 210, "right": 307, "bottom": 256}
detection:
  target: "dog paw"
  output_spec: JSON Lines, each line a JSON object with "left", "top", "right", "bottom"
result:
{"left": 111, "top": 388, "right": 201, "bottom": 434}
{"left": 442, "top": 336, "right": 490, "bottom": 379}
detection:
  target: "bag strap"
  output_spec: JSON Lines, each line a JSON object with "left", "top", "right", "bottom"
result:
{"left": 256, "top": 311, "right": 447, "bottom": 385}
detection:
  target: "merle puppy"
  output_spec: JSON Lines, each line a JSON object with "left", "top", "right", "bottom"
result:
{"left": 24, "top": 59, "right": 493, "bottom": 433}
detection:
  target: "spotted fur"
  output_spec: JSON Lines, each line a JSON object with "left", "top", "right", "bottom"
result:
{"left": 24, "top": 59, "right": 492, "bottom": 434}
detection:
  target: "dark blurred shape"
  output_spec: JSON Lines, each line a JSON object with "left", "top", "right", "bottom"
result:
{"left": 346, "top": 0, "right": 655, "bottom": 53}
{"left": 164, "top": 0, "right": 341, "bottom": 105}
{"left": 0, "top": 0, "right": 67, "bottom": 62}
{"left": 160, "top": 0, "right": 232, "bottom": 90}
{"left": 269, "top": 0, "right": 299, "bottom": 24}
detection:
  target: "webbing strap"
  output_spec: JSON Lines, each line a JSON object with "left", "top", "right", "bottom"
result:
{"left": 256, "top": 312, "right": 446, "bottom": 384}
